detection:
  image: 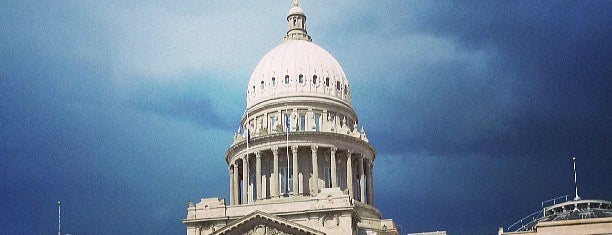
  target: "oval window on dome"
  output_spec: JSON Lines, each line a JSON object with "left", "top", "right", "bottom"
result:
{"left": 272, "top": 77, "right": 276, "bottom": 87}
{"left": 284, "top": 75, "right": 290, "bottom": 85}
{"left": 298, "top": 74, "right": 304, "bottom": 84}
{"left": 325, "top": 77, "right": 330, "bottom": 87}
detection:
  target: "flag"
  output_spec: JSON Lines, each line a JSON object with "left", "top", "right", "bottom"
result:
{"left": 247, "top": 128, "right": 251, "bottom": 143}
{"left": 285, "top": 113, "right": 290, "bottom": 132}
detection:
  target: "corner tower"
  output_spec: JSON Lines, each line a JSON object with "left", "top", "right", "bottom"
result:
{"left": 184, "top": 3, "right": 398, "bottom": 235}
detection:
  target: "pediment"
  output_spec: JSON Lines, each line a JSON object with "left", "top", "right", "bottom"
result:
{"left": 212, "top": 211, "right": 325, "bottom": 235}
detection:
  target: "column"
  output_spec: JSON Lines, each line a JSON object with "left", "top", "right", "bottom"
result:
{"left": 291, "top": 146, "right": 299, "bottom": 196}
{"left": 346, "top": 150, "right": 353, "bottom": 198}
{"left": 311, "top": 145, "right": 319, "bottom": 195}
{"left": 233, "top": 162, "right": 239, "bottom": 204}
{"left": 256, "top": 151, "right": 262, "bottom": 200}
{"left": 271, "top": 147, "right": 279, "bottom": 198}
{"left": 242, "top": 156, "right": 248, "bottom": 204}
{"left": 330, "top": 147, "right": 337, "bottom": 188}
{"left": 367, "top": 160, "right": 374, "bottom": 206}
{"left": 229, "top": 165, "right": 234, "bottom": 205}
{"left": 359, "top": 156, "right": 365, "bottom": 202}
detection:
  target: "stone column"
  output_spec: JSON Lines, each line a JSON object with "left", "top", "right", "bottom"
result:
{"left": 359, "top": 156, "right": 366, "bottom": 202}
{"left": 311, "top": 145, "right": 319, "bottom": 195}
{"left": 291, "top": 145, "right": 299, "bottom": 196}
{"left": 330, "top": 147, "right": 337, "bottom": 188}
{"left": 367, "top": 160, "right": 374, "bottom": 206}
{"left": 271, "top": 147, "right": 279, "bottom": 198}
{"left": 346, "top": 150, "right": 353, "bottom": 198}
{"left": 255, "top": 151, "right": 262, "bottom": 200}
{"left": 242, "top": 156, "right": 248, "bottom": 204}
{"left": 233, "top": 162, "right": 239, "bottom": 204}
{"left": 229, "top": 165, "right": 234, "bottom": 205}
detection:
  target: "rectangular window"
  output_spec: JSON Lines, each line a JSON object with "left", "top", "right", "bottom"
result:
{"left": 323, "top": 167, "right": 342, "bottom": 188}
{"left": 258, "top": 116, "right": 264, "bottom": 131}
{"left": 279, "top": 166, "right": 294, "bottom": 194}
{"left": 314, "top": 113, "right": 321, "bottom": 131}
{"left": 299, "top": 113, "right": 306, "bottom": 131}
{"left": 269, "top": 116, "right": 277, "bottom": 132}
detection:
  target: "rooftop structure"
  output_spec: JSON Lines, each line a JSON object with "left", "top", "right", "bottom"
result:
{"left": 498, "top": 158, "right": 612, "bottom": 235}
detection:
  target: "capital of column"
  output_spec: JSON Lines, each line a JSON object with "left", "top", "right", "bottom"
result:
{"left": 291, "top": 145, "right": 299, "bottom": 152}
{"left": 311, "top": 145, "right": 318, "bottom": 153}
{"left": 255, "top": 151, "right": 261, "bottom": 159}
{"left": 346, "top": 149, "right": 353, "bottom": 159}
{"left": 330, "top": 146, "right": 337, "bottom": 153}
{"left": 271, "top": 147, "right": 279, "bottom": 155}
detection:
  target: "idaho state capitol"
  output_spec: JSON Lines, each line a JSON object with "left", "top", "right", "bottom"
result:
{"left": 182, "top": 3, "right": 399, "bottom": 235}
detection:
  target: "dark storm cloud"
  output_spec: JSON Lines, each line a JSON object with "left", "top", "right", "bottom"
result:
{"left": 339, "top": 1, "right": 611, "bottom": 160}
{"left": 1, "top": 1, "right": 610, "bottom": 235}
{"left": 321, "top": 2, "right": 610, "bottom": 233}
{"left": 122, "top": 80, "right": 230, "bottom": 129}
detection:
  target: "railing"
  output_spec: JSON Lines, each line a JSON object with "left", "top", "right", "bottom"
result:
{"left": 541, "top": 195, "right": 568, "bottom": 208}
{"left": 507, "top": 210, "right": 542, "bottom": 232}
{"left": 506, "top": 195, "right": 569, "bottom": 232}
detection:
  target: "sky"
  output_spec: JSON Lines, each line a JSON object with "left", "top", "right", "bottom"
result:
{"left": 0, "top": 1, "right": 610, "bottom": 234}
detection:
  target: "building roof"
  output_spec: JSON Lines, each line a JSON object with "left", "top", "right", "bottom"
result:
{"left": 512, "top": 199, "right": 612, "bottom": 232}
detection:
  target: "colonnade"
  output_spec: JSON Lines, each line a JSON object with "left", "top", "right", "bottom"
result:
{"left": 228, "top": 145, "right": 374, "bottom": 206}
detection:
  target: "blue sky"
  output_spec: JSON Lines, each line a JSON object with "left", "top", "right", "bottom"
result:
{"left": 1, "top": 1, "right": 610, "bottom": 234}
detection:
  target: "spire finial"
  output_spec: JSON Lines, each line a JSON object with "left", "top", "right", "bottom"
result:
{"left": 572, "top": 157, "right": 581, "bottom": 201}
{"left": 293, "top": 0, "right": 299, "bottom": 6}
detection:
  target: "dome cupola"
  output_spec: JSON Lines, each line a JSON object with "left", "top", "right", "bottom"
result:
{"left": 284, "top": 1, "right": 310, "bottom": 42}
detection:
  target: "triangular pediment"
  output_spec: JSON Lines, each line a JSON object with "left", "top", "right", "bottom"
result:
{"left": 212, "top": 211, "right": 325, "bottom": 235}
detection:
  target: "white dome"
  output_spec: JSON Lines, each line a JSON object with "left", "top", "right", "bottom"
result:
{"left": 288, "top": 6, "right": 304, "bottom": 16}
{"left": 246, "top": 40, "right": 351, "bottom": 109}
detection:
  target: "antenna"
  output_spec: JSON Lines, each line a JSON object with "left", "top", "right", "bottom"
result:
{"left": 572, "top": 157, "right": 580, "bottom": 201}
{"left": 57, "top": 201, "right": 61, "bottom": 235}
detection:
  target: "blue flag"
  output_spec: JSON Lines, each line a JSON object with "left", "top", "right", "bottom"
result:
{"left": 285, "top": 113, "right": 290, "bottom": 132}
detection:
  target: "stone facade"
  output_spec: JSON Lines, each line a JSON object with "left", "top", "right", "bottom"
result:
{"left": 183, "top": 2, "right": 398, "bottom": 235}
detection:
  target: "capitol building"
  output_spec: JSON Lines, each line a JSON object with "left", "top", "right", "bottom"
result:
{"left": 182, "top": 2, "right": 399, "bottom": 235}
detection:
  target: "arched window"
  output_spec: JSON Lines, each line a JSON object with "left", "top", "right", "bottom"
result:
{"left": 344, "top": 85, "right": 348, "bottom": 95}
{"left": 325, "top": 77, "right": 330, "bottom": 87}
{"left": 312, "top": 75, "right": 318, "bottom": 85}
{"left": 336, "top": 81, "right": 341, "bottom": 90}
{"left": 298, "top": 74, "right": 304, "bottom": 84}
{"left": 252, "top": 85, "right": 256, "bottom": 95}
{"left": 260, "top": 81, "right": 265, "bottom": 90}
{"left": 272, "top": 77, "right": 276, "bottom": 86}
{"left": 284, "top": 75, "right": 290, "bottom": 85}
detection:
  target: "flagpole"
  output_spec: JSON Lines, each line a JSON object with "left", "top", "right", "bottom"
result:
{"left": 573, "top": 157, "right": 580, "bottom": 201}
{"left": 57, "top": 201, "right": 61, "bottom": 235}
{"left": 246, "top": 110, "right": 250, "bottom": 203}
{"left": 285, "top": 104, "right": 290, "bottom": 195}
